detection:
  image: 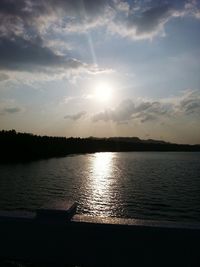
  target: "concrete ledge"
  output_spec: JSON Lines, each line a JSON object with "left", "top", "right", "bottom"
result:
{"left": 73, "top": 214, "right": 200, "bottom": 229}
{"left": 0, "top": 206, "right": 200, "bottom": 266}
{"left": 36, "top": 201, "right": 77, "bottom": 222}
{"left": 0, "top": 210, "right": 36, "bottom": 220}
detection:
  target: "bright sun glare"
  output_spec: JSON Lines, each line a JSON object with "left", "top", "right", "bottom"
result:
{"left": 94, "top": 83, "right": 112, "bottom": 102}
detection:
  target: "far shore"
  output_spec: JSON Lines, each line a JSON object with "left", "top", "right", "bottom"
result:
{"left": 1, "top": 130, "right": 200, "bottom": 163}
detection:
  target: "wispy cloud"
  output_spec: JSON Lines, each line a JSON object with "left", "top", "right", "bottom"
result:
{"left": 64, "top": 111, "right": 86, "bottom": 120}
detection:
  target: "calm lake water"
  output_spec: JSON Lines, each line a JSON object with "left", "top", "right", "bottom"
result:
{"left": 0, "top": 152, "right": 200, "bottom": 223}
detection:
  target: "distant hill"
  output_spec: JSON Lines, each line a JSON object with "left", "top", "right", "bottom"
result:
{"left": 0, "top": 130, "right": 199, "bottom": 163}
{"left": 107, "top": 137, "right": 171, "bottom": 144}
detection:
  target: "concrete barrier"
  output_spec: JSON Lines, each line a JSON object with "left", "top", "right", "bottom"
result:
{"left": 0, "top": 203, "right": 199, "bottom": 266}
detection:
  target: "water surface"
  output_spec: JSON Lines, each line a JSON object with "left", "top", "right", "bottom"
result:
{"left": 0, "top": 152, "right": 200, "bottom": 222}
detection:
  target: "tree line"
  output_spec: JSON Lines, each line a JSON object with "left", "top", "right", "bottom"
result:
{"left": 0, "top": 130, "right": 199, "bottom": 163}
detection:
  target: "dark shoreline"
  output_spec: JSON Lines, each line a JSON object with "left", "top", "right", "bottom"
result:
{"left": 1, "top": 130, "right": 200, "bottom": 163}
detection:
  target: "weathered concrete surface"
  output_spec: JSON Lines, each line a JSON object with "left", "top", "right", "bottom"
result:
{"left": 0, "top": 210, "right": 199, "bottom": 266}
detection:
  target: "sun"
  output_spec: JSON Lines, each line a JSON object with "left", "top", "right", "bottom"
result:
{"left": 94, "top": 82, "right": 112, "bottom": 102}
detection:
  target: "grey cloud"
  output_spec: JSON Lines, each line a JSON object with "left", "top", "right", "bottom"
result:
{"left": 0, "top": 0, "right": 198, "bottom": 73}
{"left": 0, "top": 35, "right": 95, "bottom": 72}
{"left": 0, "top": 1, "right": 197, "bottom": 47}
{"left": 0, "top": 36, "right": 65, "bottom": 70}
{"left": 92, "top": 90, "right": 200, "bottom": 124}
{"left": 0, "top": 0, "right": 111, "bottom": 37}
{"left": 140, "top": 114, "right": 156, "bottom": 123}
{"left": 93, "top": 98, "right": 172, "bottom": 123}
{"left": 52, "top": 0, "right": 108, "bottom": 18}
{"left": 127, "top": 4, "right": 172, "bottom": 35}
{"left": 3, "top": 107, "right": 21, "bottom": 113}
{"left": 0, "top": 106, "right": 22, "bottom": 115}
{"left": 0, "top": 0, "right": 191, "bottom": 40}
{"left": 179, "top": 91, "right": 200, "bottom": 115}
{"left": 143, "top": 101, "right": 169, "bottom": 115}
{"left": 109, "top": 1, "right": 190, "bottom": 39}
{"left": 92, "top": 99, "right": 135, "bottom": 123}
{"left": 0, "top": 0, "right": 112, "bottom": 72}
{"left": 0, "top": 72, "right": 9, "bottom": 81}
{"left": 92, "top": 110, "right": 110, "bottom": 122}
{"left": 0, "top": 0, "right": 29, "bottom": 17}
{"left": 185, "top": 102, "right": 200, "bottom": 114}
{"left": 133, "top": 100, "right": 171, "bottom": 122}
{"left": 114, "top": 99, "right": 135, "bottom": 121}
{"left": 64, "top": 111, "right": 86, "bottom": 120}
{"left": 134, "top": 102, "right": 152, "bottom": 112}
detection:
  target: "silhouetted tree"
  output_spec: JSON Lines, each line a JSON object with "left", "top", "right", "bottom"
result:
{"left": 0, "top": 130, "right": 199, "bottom": 163}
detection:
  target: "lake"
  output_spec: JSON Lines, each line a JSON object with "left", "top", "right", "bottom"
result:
{"left": 0, "top": 152, "right": 200, "bottom": 223}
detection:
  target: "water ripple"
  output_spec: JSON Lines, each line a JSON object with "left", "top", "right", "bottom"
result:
{"left": 0, "top": 152, "right": 200, "bottom": 222}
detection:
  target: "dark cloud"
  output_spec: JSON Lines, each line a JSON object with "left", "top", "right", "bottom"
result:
{"left": 127, "top": 4, "right": 172, "bottom": 35}
{"left": 0, "top": 0, "right": 191, "bottom": 39}
{"left": 109, "top": 0, "right": 193, "bottom": 39}
{"left": 0, "top": 0, "right": 27, "bottom": 16}
{"left": 64, "top": 111, "right": 86, "bottom": 120}
{"left": 0, "top": 0, "right": 111, "bottom": 72}
{"left": 0, "top": 36, "right": 63, "bottom": 70}
{"left": 0, "top": 0, "right": 198, "bottom": 72}
{"left": 0, "top": 0, "right": 110, "bottom": 37}
{"left": 0, "top": 35, "right": 93, "bottom": 72}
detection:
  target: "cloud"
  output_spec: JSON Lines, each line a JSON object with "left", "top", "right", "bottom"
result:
{"left": 0, "top": 35, "right": 106, "bottom": 74}
{"left": 0, "top": 36, "right": 66, "bottom": 70}
{"left": 184, "top": 0, "right": 200, "bottom": 19}
{"left": 92, "top": 90, "right": 200, "bottom": 124}
{"left": 0, "top": 105, "right": 22, "bottom": 115}
{"left": 0, "top": 0, "right": 199, "bottom": 75}
{"left": 179, "top": 90, "right": 200, "bottom": 115}
{"left": 92, "top": 99, "right": 135, "bottom": 123}
{"left": 0, "top": 37, "right": 112, "bottom": 85}
{"left": 0, "top": 98, "right": 24, "bottom": 115}
{"left": 0, "top": 0, "right": 113, "bottom": 74}
{"left": 92, "top": 98, "right": 172, "bottom": 123}
{"left": 128, "top": 4, "right": 172, "bottom": 37}
{"left": 0, "top": 72, "right": 9, "bottom": 81}
{"left": 3, "top": 107, "right": 21, "bottom": 114}
{"left": 109, "top": 2, "right": 186, "bottom": 40}
{"left": 0, "top": 0, "right": 112, "bottom": 37}
{"left": 0, "top": 1, "right": 197, "bottom": 40}
{"left": 64, "top": 111, "right": 86, "bottom": 120}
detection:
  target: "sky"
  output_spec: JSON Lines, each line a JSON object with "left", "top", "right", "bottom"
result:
{"left": 0, "top": 0, "right": 200, "bottom": 144}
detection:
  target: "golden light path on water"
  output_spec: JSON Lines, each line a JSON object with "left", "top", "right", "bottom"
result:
{"left": 86, "top": 152, "right": 117, "bottom": 216}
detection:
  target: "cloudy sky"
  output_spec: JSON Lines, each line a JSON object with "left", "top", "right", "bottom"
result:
{"left": 0, "top": 0, "right": 200, "bottom": 144}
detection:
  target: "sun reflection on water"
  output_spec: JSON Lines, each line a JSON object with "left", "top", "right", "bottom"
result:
{"left": 87, "top": 152, "right": 115, "bottom": 216}
{"left": 93, "top": 152, "right": 113, "bottom": 179}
